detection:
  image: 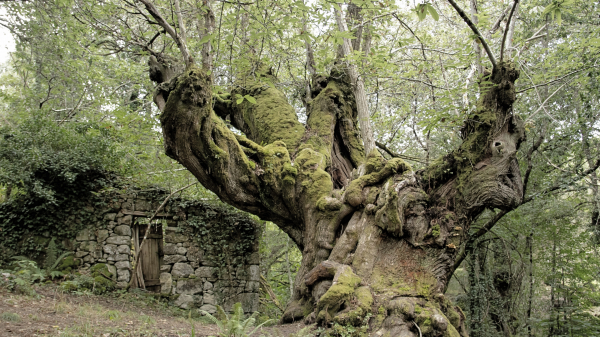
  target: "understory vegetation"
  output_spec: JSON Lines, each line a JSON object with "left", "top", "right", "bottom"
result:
{"left": 0, "top": 0, "right": 599, "bottom": 336}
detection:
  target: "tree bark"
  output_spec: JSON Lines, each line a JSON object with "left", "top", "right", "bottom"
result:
{"left": 148, "top": 57, "right": 524, "bottom": 335}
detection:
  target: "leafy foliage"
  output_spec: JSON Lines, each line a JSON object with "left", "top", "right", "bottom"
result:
{"left": 0, "top": 117, "right": 122, "bottom": 264}
{"left": 200, "top": 302, "right": 273, "bottom": 337}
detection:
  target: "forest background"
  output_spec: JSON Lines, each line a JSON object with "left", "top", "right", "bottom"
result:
{"left": 0, "top": 0, "right": 599, "bottom": 336}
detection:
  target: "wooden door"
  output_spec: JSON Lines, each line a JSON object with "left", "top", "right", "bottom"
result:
{"left": 133, "top": 221, "right": 163, "bottom": 292}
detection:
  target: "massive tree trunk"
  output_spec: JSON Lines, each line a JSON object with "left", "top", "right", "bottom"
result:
{"left": 150, "top": 55, "right": 524, "bottom": 336}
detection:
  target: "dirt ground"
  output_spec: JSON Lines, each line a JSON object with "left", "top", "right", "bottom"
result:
{"left": 0, "top": 285, "right": 311, "bottom": 336}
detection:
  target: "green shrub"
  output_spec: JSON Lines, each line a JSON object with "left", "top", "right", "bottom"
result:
{"left": 60, "top": 272, "right": 115, "bottom": 295}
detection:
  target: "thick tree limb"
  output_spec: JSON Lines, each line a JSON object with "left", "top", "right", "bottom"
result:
{"left": 334, "top": 6, "right": 375, "bottom": 157}
{"left": 446, "top": 0, "right": 497, "bottom": 67}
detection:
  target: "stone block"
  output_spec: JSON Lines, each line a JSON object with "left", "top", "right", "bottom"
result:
{"left": 96, "top": 230, "right": 109, "bottom": 243}
{"left": 199, "top": 304, "right": 216, "bottom": 314}
{"left": 91, "top": 249, "right": 103, "bottom": 259}
{"left": 118, "top": 215, "right": 133, "bottom": 226}
{"left": 107, "top": 265, "right": 117, "bottom": 280}
{"left": 163, "top": 255, "right": 186, "bottom": 264}
{"left": 117, "top": 245, "right": 130, "bottom": 254}
{"left": 121, "top": 200, "right": 133, "bottom": 210}
{"left": 115, "top": 254, "right": 129, "bottom": 261}
{"left": 75, "top": 250, "right": 88, "bottom": 258}
{"left": 195, "top": 267, "right": 217, "bottom": 279}
{"left": 116, "top": 282, "right": 128, "bottom": 289}
{"left": 76, "top": 229, "right": 94, "bottom": 241}
{"left": 113, "top": 225, "right": 131, "bottom": 237}
{"left": 186, "top": 247, "right": 203, "bottom": 263}
{"left": 117, "top": 269, "right": 130, "bottom": 282}
{"left": 103, "top": 244, "right": 117, "bottom": 255}
{"left": 83, "top": 255, "right": 93, "bottom": 263}
{"left": 171, "top": 263, "right": 195, "bottom": 278}
{"left": 160, "top": 273, "right": 172, "bottom": 294}
{"left": 115, "top": 261, "right": 130, "bottom": 270}
{"left": 204, "top": 281, "right": 213, "bottom": 291}
{"left": 247, "top": 252, "right": 260, "bottom": 265}
{"left": 248, "top": 265, "right": 260, "bottom": 281}
{"left": 177, "top": 278, "right": 203, "bottom": 295}
{"left": 174, "top": 294, "right": 195, "bottom": 309}
{"left": 203, "top": 292, "right": 216, "bottom": 305}
{"left": 165, "top": 232, "right": 188, "bottom": 243}
{"left": 84, "top": 241, "right": 97, "bottom": 252}
{"left": 176, "top": 246, "right": 187, "bottom": 255}
{"left": 104, "top": 213, "right": 117, "bottom": 221}
{"left": 106, "top": 236, "right": 131, "bottom": 245}
{"left": 245, "top": 281, "right": 259, "bottom": 293}
{"left": 163, "top": 243, "right": 177, "bottom": 255}
{"left": 160, "top": 264, "right": 172, "bottom": 272}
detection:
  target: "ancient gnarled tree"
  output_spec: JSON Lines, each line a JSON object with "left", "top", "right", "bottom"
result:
{"left": 140, "top": 0, "right": 525, "bottom": 335}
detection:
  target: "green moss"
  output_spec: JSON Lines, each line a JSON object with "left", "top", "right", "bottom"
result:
{"left": 90, "top": 263, "right": 112, "bottom": 279}
{"left": 56, "top": 255, "right": 80, "bottom": 273}
{"left": 364, "top": 151, "right": 385, "bottom": 175}
{"left": 444, "top": 325, "right": 461, "bottom": 337}
{"left": 373, "top": 305, "right": 387, "bottom": 327}
{"left": 93, "top": 275, "right": 115, "bottom": 294}
{"left": 296, "top": 148, "right": 334, "bottom": 206}
{"left": 431, "top": 224, "right": 440, "bottom": 238}
{"left": 317, "top": 267, "right": 362, "bottom": 323}
{"left": 345, "top": 157, "right": 410, "bottom": 207}
{"left": 231, "top": 67, "right": 305, "bottom": 153}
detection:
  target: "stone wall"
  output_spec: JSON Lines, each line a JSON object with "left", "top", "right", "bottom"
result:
{"left": 71, "top": 189, "right": 261, "bottom": 313}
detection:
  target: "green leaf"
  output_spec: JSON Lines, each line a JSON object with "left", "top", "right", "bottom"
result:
{"left": 244, "top": 95, "right": 257, "bottom": 104}
{"left": 236, "top": 97, "right": 244, "bottom": 105}
{"left": 555, "top": 9, "right": 562, "bottom": 25}
{"left": 426, "top": 4, "right": 439, "bottom": 21}
{"left": 199, "top": 34, "right": 212, "bottom": 44}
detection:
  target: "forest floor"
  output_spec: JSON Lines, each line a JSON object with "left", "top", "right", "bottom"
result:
{"left": 0, "top": 285, "right": 310, "bottom": 337}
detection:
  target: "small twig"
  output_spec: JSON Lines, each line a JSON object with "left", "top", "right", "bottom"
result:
{"left": 525, "top": 81, "right": 569, "bottom": 121}
{"left": 412, "top": 320, "right": 422, "bottom": 337}
{"left": 375, "top": 141, "right": 427, "bottom": 164}
{"left": 516, "top": 67, "right": 595, "bottom": 93}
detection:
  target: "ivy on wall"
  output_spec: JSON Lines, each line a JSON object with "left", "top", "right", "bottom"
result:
{"left": 171, "top": 198, "right": 260, "bottom": 274}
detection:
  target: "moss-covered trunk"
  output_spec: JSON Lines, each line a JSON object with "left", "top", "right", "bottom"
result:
{"left": 150, "top": 58, "right": 524, "bottom": 336}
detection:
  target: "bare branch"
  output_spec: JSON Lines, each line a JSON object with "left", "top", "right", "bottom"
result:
{"left": 446, "top": 0, "right": 497, "bottom": 67}
{"left": 516, "top": 66, "right": 595, "bottom": 93}
{"left": 500, "top": 0, "right": 519, "bottom": 62}
{"left": 136, "top": 0, "right": 192, "bottom": 66}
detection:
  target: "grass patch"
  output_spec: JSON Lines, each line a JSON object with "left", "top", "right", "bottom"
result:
{"left": 1, "top": 311, "right": 20, "bottom": 321}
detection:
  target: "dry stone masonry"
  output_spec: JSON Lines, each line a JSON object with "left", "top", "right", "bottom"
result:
{"left": 69, "top": 188, "right": 261, "bottom": 313}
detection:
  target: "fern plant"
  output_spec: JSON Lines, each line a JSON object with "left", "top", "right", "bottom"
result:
{"left": 44, "top": 238, "right": 58, "bottom": 270}
{"left": 200, "top": 302, "right": 273, "bottom": 337}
